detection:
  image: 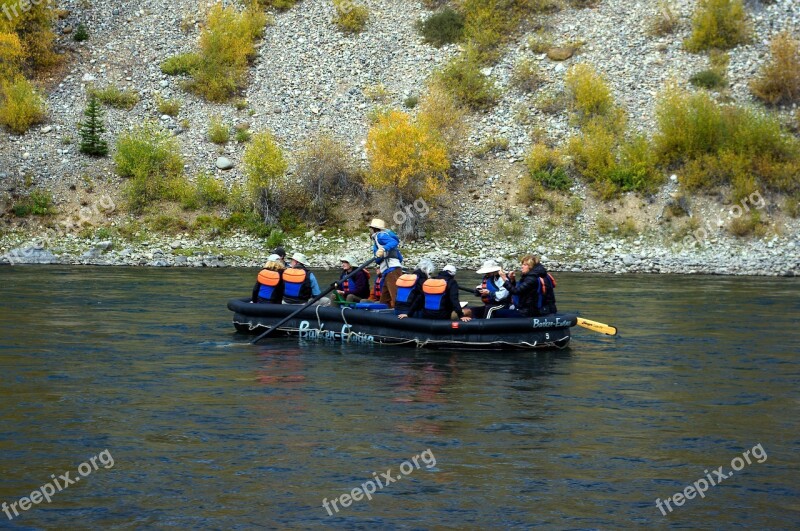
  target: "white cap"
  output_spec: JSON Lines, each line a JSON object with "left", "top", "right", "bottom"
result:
{"left": 266, "top": 254, "right": 281, "bottom": 262}
{"left": 442, "top": 264, "right": 457, "bottom": 275}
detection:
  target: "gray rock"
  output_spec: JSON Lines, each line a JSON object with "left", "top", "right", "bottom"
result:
{"left": 4, "top": 246, "right": 57, "bottom": 264}
{"left": 216, "top": 157, "right": 234, "bottom": 170}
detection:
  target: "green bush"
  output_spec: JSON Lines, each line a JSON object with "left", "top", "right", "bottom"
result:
{"left": 565, "top": 63, "right": 615, "bottom": 125}
{"left": 684, "top": 0, "right": 750, "bottom": 53}
{"left": 417, "top": 7, "right": 465, "bottom": 47}
{"left": 526, "top": 144, "right": 570, "bottom": 191}
{"left": 647, "top": 1, "right": 679, "bottom": 36}
{"left": 194, "top": 173, "right": 228, "bottom": 206}
{"left": 244, "top": 131, "right": 288, "bottom": 225}
{"left": 257, "top": 0, "right": 300, "bottom": 10}
{"left": 333, "top": 0, "right": 369, "bottom": 34}
{"left": 510, "top": 58, "right": 543, "bottom": 93}
{"left": 90, "top": 86, "right": 139, "bottom": 110}
{"left": 750, "top": 31, "right": 800, "bottom": 105}
{"left": 208, "top": 115, "right": 229, "bottom": 144}
{"left": 689, "top": 69, "right": 726, "bottom": 89}
{"left": 161, "top": 53, "right": 201, "bottom": 75}
{"left": 0, "top": 77, "right": 46, "bottom": 134}
{"left": 114, "top": 123, "right": 186, "bottom": 212}
{"left": 473, "top": 136, "right": 509, "bottom": 158}
{"left": 156, "top": 95, "right": 181, "bottom": 116}
{"left": 436, "top": 55, "right": 498, "bottom": 110}
{"left": 12, "top": 190, "right": 54, "bottom": 216}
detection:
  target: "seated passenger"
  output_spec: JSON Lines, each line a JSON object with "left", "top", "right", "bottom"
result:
{"left": 496, "top": 255, "right": 557, "bottom": 318}
{"left": 396, "top": 258, "right": 435, "bottom": 319}
{"left": 469, "top": 260, "right": 511, "bottom": 319}
{"left": 335, "top": 256, "right": 370, "bottom": 304}
{"left": 420, "top": 264, "right": 471, "bottom": 322}
{"left": 283, "top": 252, "right": 331, "bottom": 306}
{"left": 345, "top": 266, "right": 382, "bottom": 304}
{"left": 251, "top": 254, "right": 285, "bottom": 304}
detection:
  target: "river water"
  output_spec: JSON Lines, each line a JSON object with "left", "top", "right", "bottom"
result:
{"left": 0, "top": 266, "right": 797, "bottom": 529}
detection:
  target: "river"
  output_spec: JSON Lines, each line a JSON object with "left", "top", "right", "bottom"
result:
{"left": 0, "top": 266, "right": 798, "bottom": 529}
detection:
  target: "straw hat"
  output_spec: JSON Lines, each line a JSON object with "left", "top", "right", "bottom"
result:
{"left": 368, "top": 218, "right": 387, "bottom": 230}
{"left": 476, "top": 260, "right": 501, "bottom": 275}
{"left": 291, "top": 252, "right": 310, "bottom": 267}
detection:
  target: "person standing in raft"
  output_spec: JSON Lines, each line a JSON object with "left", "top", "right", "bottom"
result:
{"left": 419, "top": 264, "right": 471, "bottom": 322}
{"left": 469, "top": 259, "right": 511, "bottom": 319}
{"left": 368, "top": 218, "right": 403, "bottom": 308}
{"left": 396, "top": 258, "right": 435, "bottom": 319}
{"left": 283, "top": 252, "right": 331, "bottom": 306}
{"left": 496, "top": 255, "right": 557, "bottom": 317}
{"left": 335, "top": 256, "right": 370, "bottom": 304}
{"left": 251, "top": 254, "right": 286, "bottom": 304}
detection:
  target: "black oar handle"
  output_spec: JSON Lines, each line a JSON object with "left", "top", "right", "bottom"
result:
{"left": 251, "top": 257, "right": 376, "bottom": 344}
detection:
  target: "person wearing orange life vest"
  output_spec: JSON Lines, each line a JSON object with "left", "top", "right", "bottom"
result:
{"left": 282, "top": 252, "right": 331, "bottom": 306}
{"left": 468, "top": 259, "right": 511, "bottom": 319}
{"left": 396, "top": 258, "right": 435, "bottom": 318}
{"left": 251, "top": 254, "right": 286, "bottom": 304}
{"left": 419, "top": 264, "right": 471, "bottom": 322}
{"left": 496, "top": 255, "right": 557, "bottom": 318}
{"left": 335, "top": 256, "right": 370, "bottom": 303}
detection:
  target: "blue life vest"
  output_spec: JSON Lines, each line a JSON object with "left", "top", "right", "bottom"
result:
{"left": 422, "top": 278, "right": 448, "bottom": 311}
{"left": 282, "top": 268, "right": 311, "bottom": 304}
{"left": 257, "top": 269, "right": 281, "bottom": 302}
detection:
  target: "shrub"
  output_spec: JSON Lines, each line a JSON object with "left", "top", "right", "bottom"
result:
{"left": 90, "top": 86, "right": 139, "bottom": 110}
{"left": 684, "top": 0, "right": 750, "bottom": 53}
{"left": 208, "top": 115, "right": 230, "bottom": 144}
{"left": 0, "top": 77, "right": 46, "bottom": 134}
{"left": 243, "top": 131, "right": 288, "bottom": 225}
{"left": 510, "top": 58, "right": 543, "bottom": 93}
{"left": 333, "top": 0, "right": 369, "bottom": 34}
{"left": 366, "top": 110, "right": 449, "bottom": 237}
{"left": 257, "top": 0, "right": 299, "bottom": 10}
{"left": 436, "top": 55, "right": 498, "bottom": 110}
{"left": 750, "top": 31, "right": 800, "bottom": 105}
{"left": 647, "top": 0, "right": 679, "bottom": 36}
{"left": 527, "top": 30, "right": 552, "bottom": 54}
{"left": 417, "top": 7, "right": 465, "bottom": 47}
{"left": 654, "top": 88, "right": 725, "bottom": 162}
{"left": 235, "top": 124, "right": 251, "bottom": 143}
{"left": 0, "top": 32, "right": 25, "bottom": 81}
{"left": 194, "top": 173, "right": 228, "bottom": 207}
{"left": 417, "top": 82, "right": 468, "bottom": 155}
{"left": 728, "top": 211, "right": 766, "bottom": 237}
{"left": 161, "top": 53, "right": 200, "bottom": 75}
{"left": 526, "top": 143, "right": 570, "bottom": 191}
{"left": 364, "top": 83, "right": 389, "bottom": 102}
{"left": 473, "top": 136, "right": 510, "bottom": 158}
{"left": 12, "top": 190, "right": 54, "bottom": 216}
{"left": 610, "top": 134, "right": 661, "bottom": 195}
{"left": 689, "top": 69, "right": 726, "bottom": 89}
{"left": 73, "top": 23, "right": 89, "bottom": 42}
{"left": 176, "top": 3, "right": 268, "bottom": 102}
{"left": 784, "top": 194, "right": 800, "bottom": 218}
{"left": 78, "top": 93, "right": 108, "bottom": 156}
{"left": 403, "top": 95, "right": 419, "bottom": 108}
{"left": 114, "top": 123, "right": 186, "bottom": 212}
{"left": 295, "top": 133, "right": 362, "bottom": 223}
{"left": 156, "top": 95, "right": 181, "bottom": 116}
{"left": 565, "top": 63, "right": 615, "bottom": 125}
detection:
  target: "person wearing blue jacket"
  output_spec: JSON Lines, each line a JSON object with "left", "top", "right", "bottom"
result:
{"left": 368, "top": 218, "right": 403, "bottom": 308}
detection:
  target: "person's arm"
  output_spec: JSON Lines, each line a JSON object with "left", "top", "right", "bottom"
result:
{"left": 376, "top": 232, "right": 398, "bottom": 253}
{"left": 493, "top": 278, "right": 510, "bottom": 302}
{"left": 449, "top": 280, "right": 464, "bottom": 318}
{"left": 350, "top": 270, "right": 368, "bottom": 296}
{"left": 309, "top": 272, "right": 321, "bottom": 297}
{"left": 252, "top": 282, "right": 260, "bottom": 303}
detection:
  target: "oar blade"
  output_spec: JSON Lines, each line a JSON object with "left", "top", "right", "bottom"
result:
{"left": 577, "top": 317, "right": 617, "bottom": 336}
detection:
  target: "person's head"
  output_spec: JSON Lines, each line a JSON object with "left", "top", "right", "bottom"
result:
{"left": 290, "top": 252, "right": 310, "bottom": 269}
{"left": 264, "top": 254, "right": 285, "bottom": 271}
{"left": 442, "top": 264, "right": 456, "bottom": 277}
{"left": 476, "top": 259, "right": 501, "bottom": 278}
{"left": 340, "top": 256, "right": 356, "bottom": 271}
{"left": 417, "top": 258, "right": 435, "bottom": 277}
{"left": 520, "top": 255, "right": 540, "bottom": 274}
{"left": 273, "top": 247, "right": 286, "bottom": 259}
{"left": 368, "top": 218, "right": 387, "bottom": 235}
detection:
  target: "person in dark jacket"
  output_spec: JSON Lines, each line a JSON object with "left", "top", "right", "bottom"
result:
{"left": 413, "top": 264, "right": 471, "bottom": 322}
{"left": 251, "top": 254, "right": 286, "bottom": 304}
{"left": 396, "top": 258, "right": 435, "bottom": 318}
{"left": 497, "top": 255, "right": 557, "bottom": 317}
{"left": 335, "top": 256, "right": 370, "bottom": 303}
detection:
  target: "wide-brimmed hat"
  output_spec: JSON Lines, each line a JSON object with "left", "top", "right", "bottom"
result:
{"left": 442, "top": 264, "right": 457, "bottom": 275}
{"left": 339, "top": 255, "right": 357, "bottom": 266}
{"left": 291, "top": 252, "right": 310, "bottom": 267}
{"left": 476, "top": 260, "right": 501, "bottom": 275}
{"left": 368, "top": 218, "right": 387, "bottom": 230}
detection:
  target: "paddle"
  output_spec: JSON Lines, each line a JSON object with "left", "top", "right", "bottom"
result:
{"left": 576, "top": 317, "right": 617, "bottom": 336}
{"left": 251, "top": 257, "right": 376, "bottom": 344}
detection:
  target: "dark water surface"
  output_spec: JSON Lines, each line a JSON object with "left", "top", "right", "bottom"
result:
{"left": 0, "top": 266, "right": 798, "bottom": 529}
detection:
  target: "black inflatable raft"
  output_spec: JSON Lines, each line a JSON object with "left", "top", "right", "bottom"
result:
{"left": 228, "top": 298, "right": 576, "bottom": 350}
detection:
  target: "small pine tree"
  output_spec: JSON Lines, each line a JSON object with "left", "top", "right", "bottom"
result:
{"left": 79, "top": 94, "right": 108, "bottom": 157}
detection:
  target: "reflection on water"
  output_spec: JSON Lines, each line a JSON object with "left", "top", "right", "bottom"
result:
{"left": 0, "top": 266, "right": 798, "bottom": 528}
